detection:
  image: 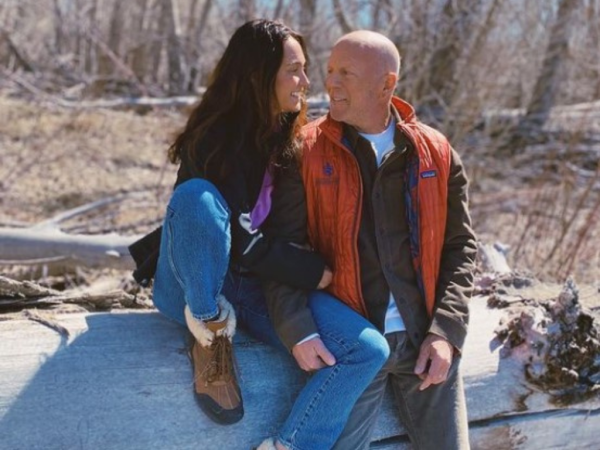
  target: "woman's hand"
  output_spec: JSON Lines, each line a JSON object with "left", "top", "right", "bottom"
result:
{"left": 317, "top": 266, "right": 333, "bottom": 289}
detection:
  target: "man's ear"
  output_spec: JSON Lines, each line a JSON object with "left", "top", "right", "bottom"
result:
{"left": 382, "top": 72, "right": 398, "bottom": 94}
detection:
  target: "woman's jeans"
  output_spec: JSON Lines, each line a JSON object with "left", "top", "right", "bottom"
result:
{"left": 153, "top": 179, "right": 390, "bottom": 450}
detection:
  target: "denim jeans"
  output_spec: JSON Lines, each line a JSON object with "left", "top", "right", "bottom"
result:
{"left": 277, "top": 291, "right": 390, "bottom": 450}
{"left": 153, "top": 178, "right": 230, "bottom": 324}
{"left": 152, "top": 179, "right": 390, "bottom": 449}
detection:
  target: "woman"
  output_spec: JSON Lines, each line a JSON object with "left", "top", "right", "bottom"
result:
{"left": 137, "top": 19, "right": 389, "bottom": 449}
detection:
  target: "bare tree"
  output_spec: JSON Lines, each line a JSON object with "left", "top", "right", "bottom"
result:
{"left": 371, "top": 0, "right": 393, "bottom": 30}
{"left": 273, "top": 0, "right": 287, "bottom": 20}
{"left": 52, "top": 0, "right": 65, "bottom": 55}
{"left": 0, "top": 29, "right": 34, "bottom": 72}
{"left": 522, "top": 0, "right": 582, "bottom": 130}
{"left": 129, "top": 0, "right": 151, "bottom": 82}
{"left": 237, "top": 0, "right": 256, "bottom": 23}
{"left": 82, "top": 0, "right": 99, "bottom": 74}
{"left": 165, "top": 0, "right": 187, "bottom": 94}
{"left": 92, "top": 1, "right": 126, "bottom": 95}
{"left": 299, "top": 0, "right": 317, "bottom": 46}
{"left": 419, "top": 0, "right": 484, "bottom": 116}
{"left": 187, "top": 0, "right": 214, "bottom": 90}
{"left": 332, "top": 0, "right": 354, "bottom": 34}
{"left": 588, "top": 0, "right": 600, "bottom": 99}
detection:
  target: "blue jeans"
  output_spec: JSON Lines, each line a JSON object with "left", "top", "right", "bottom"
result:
{"left": 153, "top": 179, "right": 230, "bottom": 323}
{"left": 153, "top": 178, "right": 286, "bottom": 348}
{"left": 153, "top": 179, "right": 390, "bottom": 449}
{"left": 277, "top": 291, "right": 390, "bottom": 450}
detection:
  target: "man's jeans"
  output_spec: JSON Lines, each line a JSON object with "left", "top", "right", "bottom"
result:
{"left": 333, "top": 331, "right": 470, "bottom": 450}
{"left": 152, "top": 179, "right": 390, "bottom": 450}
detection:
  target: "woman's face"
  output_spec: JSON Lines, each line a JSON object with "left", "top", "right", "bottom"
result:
{"left": 274, "top": 38, "right": 310, "bottom": 115}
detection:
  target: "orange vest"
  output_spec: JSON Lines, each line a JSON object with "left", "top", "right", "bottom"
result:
{"left": 301, "top": 97, "right": 451, "bottom": 317}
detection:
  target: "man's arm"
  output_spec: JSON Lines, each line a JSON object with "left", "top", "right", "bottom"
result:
{"left": 261, "top": 164, "right": 321, "bottom": 351}
{"left": 415, "top": 148, "right": 477, "bottom": 390}
{"left": 428, "top": 148, "right": 478, "bottom": 351}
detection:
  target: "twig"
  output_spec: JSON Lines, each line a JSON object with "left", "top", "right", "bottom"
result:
{"left": 31, "top": 195, "right": 130, "bottom": 229}
{"left": 23, "top": 309, "right": 70, "bottom": 337}
{"left": 0, "top": 275, "right": 59, "bottom": 297}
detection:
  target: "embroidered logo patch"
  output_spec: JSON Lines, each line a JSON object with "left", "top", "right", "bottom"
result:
{"left": 323, "top": 162, "right": 334, "bottom": 176}
{"left": 421, "top": 170, "right": 437, "bottom": 179}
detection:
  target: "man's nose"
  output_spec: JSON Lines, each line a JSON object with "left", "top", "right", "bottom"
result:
{"left": 325, "top": 72, "right": 338, "bottom": 89}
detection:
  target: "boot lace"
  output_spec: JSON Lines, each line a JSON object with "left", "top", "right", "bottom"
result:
{"left": 203, "top": 335, "right": 234, "bottom": 383}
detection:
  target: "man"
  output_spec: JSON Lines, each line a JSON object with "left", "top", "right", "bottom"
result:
{"left": 264, "top": 30, "right": 477, "bottom": 449}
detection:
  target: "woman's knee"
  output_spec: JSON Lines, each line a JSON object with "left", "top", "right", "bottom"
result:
{"left": 170, "top": 179, "right": 230, "bottom": 218}
{"left": 356, "top": 328, "right": 390, "bottom": 366}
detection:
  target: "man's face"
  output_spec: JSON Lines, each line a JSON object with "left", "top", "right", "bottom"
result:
{"left": 326, "top": 41, "right": 386, "bottom": 133}
{"left": 274, "top": 38, "right": 310, "bottom": 115}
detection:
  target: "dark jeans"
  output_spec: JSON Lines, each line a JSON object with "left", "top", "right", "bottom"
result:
{"left": 333, "top": 331, "right": 470, "bottom": 450}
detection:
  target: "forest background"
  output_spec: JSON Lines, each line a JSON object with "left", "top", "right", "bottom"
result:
{"left": 0, "top": 0, "right": 599, "bottom": 293}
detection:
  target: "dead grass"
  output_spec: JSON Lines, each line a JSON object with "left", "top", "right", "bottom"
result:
{"left": 1, "top": 95, "right": 598, "bottom": 284}
{"left": 0, "top": 96, "right": 181, "bottom": 231}
{"left": 467, "top": 134, "right": 600, "bottom": 284}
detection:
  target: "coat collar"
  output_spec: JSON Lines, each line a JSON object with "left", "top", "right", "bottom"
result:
{"left": 318, "top": 96, "right": 418, "bottom": 140}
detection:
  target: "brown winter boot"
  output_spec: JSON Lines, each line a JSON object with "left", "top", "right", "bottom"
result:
{"left": 185, "top": 296, "right": 243, "bottom": 424}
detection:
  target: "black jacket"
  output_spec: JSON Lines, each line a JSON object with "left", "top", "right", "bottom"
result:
{"left": 129, "top": 125, "right": 326, "bottom": 290}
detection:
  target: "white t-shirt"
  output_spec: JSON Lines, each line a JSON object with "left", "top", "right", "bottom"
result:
{"left": 359, "top": 118, "right": 406, "bottom": 335}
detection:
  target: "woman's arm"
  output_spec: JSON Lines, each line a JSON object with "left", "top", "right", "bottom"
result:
{"left": 260, "top": 163, "right": 321, "bottom": 350}
{"left": 219, "top": 159, "right": 327, "bottom": 290}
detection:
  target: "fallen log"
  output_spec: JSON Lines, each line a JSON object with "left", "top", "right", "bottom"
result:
{"left": 0, "top": 195, "right": 145, "bottom": 272}
{"left": 24, "top": 92, "right": 330, "bottom": 113}
{"left": 0, "top": 226, "right": 139, "bottom": 271}
{"left": 0, "top": 279, "right": 598, "bottom": 449}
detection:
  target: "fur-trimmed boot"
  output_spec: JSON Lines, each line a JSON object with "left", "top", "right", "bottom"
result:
{"left": 185, "top": 295, "right": 243, "bottom": 424}
{"left": 256, "top": 438, "right": 277, "bottom": 450}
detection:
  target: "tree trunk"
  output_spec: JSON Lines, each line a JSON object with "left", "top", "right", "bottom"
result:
{"left": 1, "top": 291, "right": 598, "bottom": 448}
{"left": 331, "top": 0, "right": 354, "bottom": 34}
{"left": 107, "top": 1, "right": 125, "bottom": 61}
{"left": 273, "top": 0, "right": 286, "bottom": 19}
{"left": 237, "top": 0, "right": 256, "bottom": 24}
{"left": 52, "top": 0, "right": 64, "bottom": 55}
{"left": 185, "top": 0, "right": 201, "bottom": 38}
{"left": 0, "top": 227, "right": 139, "bottom": 271}
{"left": 588, "top": 0, "right": 600, "bottom": 99}
{"left": 159, "top": 0, "right": 187, "bottom": 95}
{"left": 522, "top": 0, "right": 582, "bottom": 129}
{"left": 299, "top": 0, "right": 316, "bottom": 47}
{"left": 371, "top": 0, "right": 392, "bottom": 30}
{"left": 130, "top": 0, "right": 151, "bottom": 81}
{"left": 83, "top": 0, "right": 98, "bottom": 74}
{"left": 93, "top": 0, "right": 126, "bottom": 95}
{"left": 423, "top": 0, "right": 483, "bottom": 116}
{"left": 195, "top": 0, "right": 213, "bottom": 44}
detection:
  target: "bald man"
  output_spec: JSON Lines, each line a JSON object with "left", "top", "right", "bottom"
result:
{"left": 263, "top": 30, "right": 477, "bottom": 449}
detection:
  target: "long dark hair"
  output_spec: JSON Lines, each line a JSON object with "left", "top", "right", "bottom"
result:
{"left": 168, "top": 19, "right": 309, "bottom": 179}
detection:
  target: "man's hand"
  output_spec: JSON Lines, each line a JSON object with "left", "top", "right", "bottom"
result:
{"left": 292, "top": 337, "right": 336, "bottom": 371}
{"left": 414, "top": 333, "right": 454, "bottom": 391}
{"left": 317, "top": 266, "right": 333, "bottom": 289}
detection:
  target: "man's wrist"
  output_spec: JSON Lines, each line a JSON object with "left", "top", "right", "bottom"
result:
{"left": 295, "top": 333, "right": 320, "bottom": 346}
